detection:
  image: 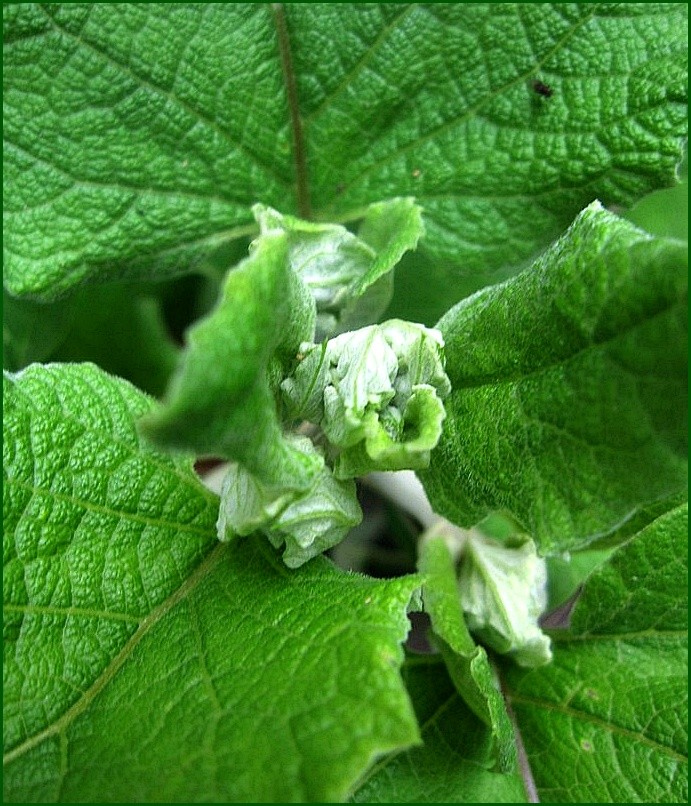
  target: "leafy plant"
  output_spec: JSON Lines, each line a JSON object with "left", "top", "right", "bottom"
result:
{"left": 3, "top": 4, "right": 688, "bottom": 802}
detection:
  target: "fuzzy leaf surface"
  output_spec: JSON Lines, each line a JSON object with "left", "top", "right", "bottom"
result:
{"left": 4, "top": 4, "right": 687, "bottom": 307}
{"left": 503, "top": 504, "right": 688, "bottom": 803}
{"left": 3, "top": 363, "right": 422, "bottom": 802}
{"left": 421, "top": 202, "right": 688, "bottom": 554}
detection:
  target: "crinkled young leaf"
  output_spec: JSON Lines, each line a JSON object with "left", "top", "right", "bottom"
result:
{"left": 4, "top": 5, "right": 686, "bottom": 305}
{"left": 218, "top": 435, "right": 362, "bottom": 568}
{"left": 3, "top": 363, "right": 423, "bottom": 802}
{"left": 503, "top": 503, "right": 688, "bottom": 803}
{"left": 459, "top": 534, "right": 552, "bottom": 668}
{"left": 254, "top": 197, "right": 423, "bottom": 338}
{"left": 140, "top": 231, "right": 318, "bottom": 502}
{"left": 282, "top": 319, "right": 451, "bottom": 478}
{"left": 422, "top": 202, "right": 688, "bottom": 555}
{"left": 350, "top": 658, "right": 527, "bottom": 804}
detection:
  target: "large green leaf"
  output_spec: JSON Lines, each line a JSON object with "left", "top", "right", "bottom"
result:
{"left": 421, "top": 202, "right": 687, "bottom": 554}
{"left": 350, "top": 657, "right": 527, "bottom": 804}
{"left": 3, "top": 363, "right": 423, "bottom": 802}
{"left": 502, "top": 503, "right": 688, "bottom": 803}
{"left": 4, "top": 4, "right": 687, "bottom": 307}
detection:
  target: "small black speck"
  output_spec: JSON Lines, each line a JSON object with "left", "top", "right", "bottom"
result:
{"left": 533, "top": 80, "right": 553, "bottom": 98}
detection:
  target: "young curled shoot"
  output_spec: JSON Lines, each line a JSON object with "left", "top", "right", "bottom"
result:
{"left": 282, "top": 320, "right": 451, "bottom": 479}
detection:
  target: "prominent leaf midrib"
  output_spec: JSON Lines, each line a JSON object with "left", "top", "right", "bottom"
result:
{"left": 2, "top": 603, "right": 141, "bottom": 625}
{"left": 271, "top": 3, "right": 310, "bottom": 218}
{"left": 322, "top": 6, "right": 598, "bottom": 208}
{"left": 506, "top": 690, "right": 688, "bottom": 763}
{"left": 7, "top": 476, "right": 214, "bottom": 538}
{"left": 3, "top": 542, "right": 228, "bottom": 765}
{"left": 33, "top": 5, "right": 289, "bottom": 191}
{"left": 447, "top": 290, "right": 684, "bottom": 392}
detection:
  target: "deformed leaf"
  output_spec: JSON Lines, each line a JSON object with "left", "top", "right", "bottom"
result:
{"left": 254, "top": 197, "right": 423, "bottom": 338}
{"left": 218, "top": 435, "right": 362, "bottom": 568}
{"left": 417, "top": 532, "right": 517, "bottom": 770}
{"left": 459, "top": 533, "right": 552, "bottom": 668}
{"left": 422, "top": 202, "right": 688, "bottom": 555}
{"left": 502, "top": 503, "right": 688, "bottom": 803}
{"left": 140, "top": 231, "right": 319, "bottom": 500}
{"left": 283, "top": 319, "right": 451, "bottom": 478}
{"left": 3, "top": 362, "right": 423, "bottom": 802}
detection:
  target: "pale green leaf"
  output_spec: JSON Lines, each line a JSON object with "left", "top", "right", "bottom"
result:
{"left": 350, "top": 658, "right": 527, "bottom": 803}
{"left": 253, "top": 197, "right": 423, "bottom": 338}
{"left": 4, "top": 5, "right": 686, "bottom": 305}
{"left": 3, "top": 363, "right": 422, "bottom": 802}
{"left": 282, "top": 319, "right": 451, "bottom": 478}
{"left": 421, "top": 202, "right": 688, "bottom": 554}
{"left": 503, "top": 504, "right": 688, "bottom": 803}
{"left": 459, "top": 533, "right": 552, "bottom": 668}
{"left": 218, "top": 435, "right": 362, "bottom": 569}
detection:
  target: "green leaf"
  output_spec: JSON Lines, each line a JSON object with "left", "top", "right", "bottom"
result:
{"left": 3, "top": 362, "right": 219, "bottom": 753}
{"left": 503, "top": 503, "right": 688, "bottom": 803}
{"left": 350, "top": 658, "right": 527, "bottom": 803}
{"left": 421, "top": 202, "right": 688, "bottom": 554}
{"left": 417, "top": 533, "right": 517, "bottom": 761}
{"left": 4, "top": 362, "right": 422, "bottom": 802}
{"left": 4, "top": 5, "right": 686, "bottom": 304}
{"left": 254, "top": 197, "right": 423, "bottom": 338}
{"left": 140, "top": 231, "right": 317, "bottom": 493}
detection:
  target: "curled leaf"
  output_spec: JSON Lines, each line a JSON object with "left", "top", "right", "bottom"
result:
{"left": 217, "top": 436, "right": 362, "bottom": 567}
{"left": 458, "top": 533, "right": 552, "bottom": 668}
{"left": 254, "top": 199, "right": 424, "bottom": 339}
{"left": 282, "top": 320, "right": 451, "bottom": 478}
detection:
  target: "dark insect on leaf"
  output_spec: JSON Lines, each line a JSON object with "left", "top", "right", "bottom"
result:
{"left": 533, "top": 80, "right": 553, "bottom": 98}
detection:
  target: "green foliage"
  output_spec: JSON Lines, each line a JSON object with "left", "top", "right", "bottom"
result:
{"left": 3, "top": 3, "right": 688, "bottom": 803}
{"left": 3, "top": 364, "right": 421, "bottom": 802}
{"left": 421, "top": 202, "right": 687, "bottom": 554}
{"left": 503, "top": 504, "right": 688, "bottom": 803}
{"left": 350, "top": 659, "right": 527, "bottom": 803}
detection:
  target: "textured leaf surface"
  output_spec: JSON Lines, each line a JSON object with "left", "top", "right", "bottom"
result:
{"left": 350, "top": 658, "right": 527, "bottom": 803}
{"left": 503, "top": 504, "right": 688, "bottom": 803}
{"left": 421, "top": 202, "right": 688, "bottom": 554}
{"left": 3, "top": 363, "right": 423, "bottom": 802}
{"left": 4, "top": 4, "right": 687, "bottom": 305}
